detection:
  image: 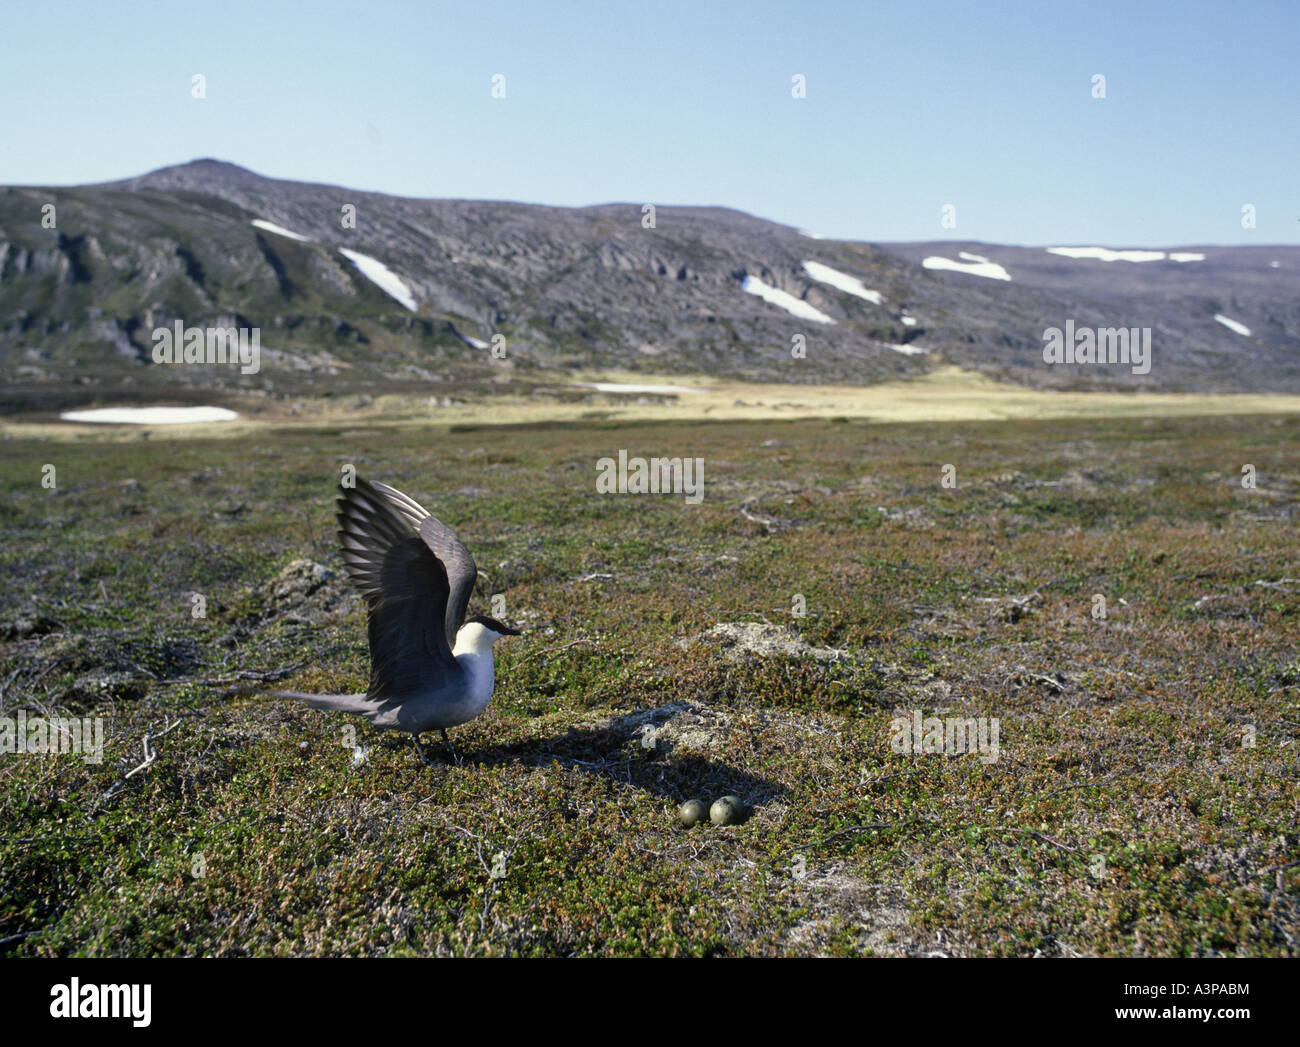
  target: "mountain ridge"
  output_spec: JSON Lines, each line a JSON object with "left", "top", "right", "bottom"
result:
{"left": 2, "top": 158, "right": 1297, "bottom": 409}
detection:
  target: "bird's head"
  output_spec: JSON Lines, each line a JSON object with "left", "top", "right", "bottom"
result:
{"left": 456, "top": 615, "right": 523, "bottom": 651}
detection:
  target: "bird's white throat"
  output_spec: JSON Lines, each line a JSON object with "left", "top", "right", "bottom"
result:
{"left": 452, "top": 623, "right": 497, "bottom": 709}
{"left": 453, "top": 621, "right": 499, "bottom": 657}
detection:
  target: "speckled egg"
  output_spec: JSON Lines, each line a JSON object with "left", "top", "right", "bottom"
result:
{"left": 678, "top": 798, "right": 709, "bottom": 827}
{"left": 710, "top": 796, "right": 745, "bottom": 826}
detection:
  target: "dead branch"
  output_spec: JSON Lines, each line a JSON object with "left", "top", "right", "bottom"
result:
{"left": 97, "top": 719, "right": 182, "bottom": 804}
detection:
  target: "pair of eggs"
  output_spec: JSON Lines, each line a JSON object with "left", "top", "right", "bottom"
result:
{"left": 678, "top": 796, "right": 745, "bottom": 827}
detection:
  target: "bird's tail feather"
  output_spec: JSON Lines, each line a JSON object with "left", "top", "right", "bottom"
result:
{"left": 271, "top": 690, "right": 378, "bottom": 717}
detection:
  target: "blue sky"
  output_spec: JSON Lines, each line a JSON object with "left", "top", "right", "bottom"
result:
{"left": 3, "top": 0, "right": 1296, "bottom": 245}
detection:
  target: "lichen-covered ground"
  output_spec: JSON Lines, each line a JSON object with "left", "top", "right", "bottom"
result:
{"left": 1, "top": 412, "right": 1297, "bottom": 955}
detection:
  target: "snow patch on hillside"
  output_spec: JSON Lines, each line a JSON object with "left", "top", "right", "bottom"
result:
{"left": 251, "top": 219, "right": 311, "bottom": 242}
{"left": 61, "top": 406, "right": 239, "bottom": 425}
{"left": 339, "top": 249, "right": 418, "bottom": 311}
{"left": 741, "top": 275, "right": 835, "bottom": 324}
{"left": 922, "top": 255, "right": 1011, "bottom": 281}
{"left": 1046, "top": 246, "right": 1204, "bottom": 264}
{"left": 1214, "top": 314, "right": 1251, "bottom": 336}
{"left": 802, "top": 261, "right": 885, "bottom": 304}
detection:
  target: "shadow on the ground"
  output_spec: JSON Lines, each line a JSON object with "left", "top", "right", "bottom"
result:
{"left": 399, "top": 705, "right": 785, "bottom": 811}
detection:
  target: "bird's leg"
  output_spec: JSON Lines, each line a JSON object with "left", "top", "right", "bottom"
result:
{"left": 440, "top": 728, "right": 461, "bottom": 765}
{"left": 410, "top": 732, "right": 435, "bottom": 767}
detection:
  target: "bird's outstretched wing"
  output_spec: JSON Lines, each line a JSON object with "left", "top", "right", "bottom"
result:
{"left": 336, "top": 478, "right": 457, "bottom": 699}
{"left": 370, "top": 479, "right": 479, "bottom": 651}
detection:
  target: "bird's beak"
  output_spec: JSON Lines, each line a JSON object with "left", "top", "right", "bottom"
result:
{"left": 500, "top": 624, "right": 523, "bottom": 636}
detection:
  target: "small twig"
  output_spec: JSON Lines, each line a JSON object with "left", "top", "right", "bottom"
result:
{"left": 858, "top": 770, "right": 924, "bottom": 789}
{"left": 1003, "top": 671, "right": 1066, "bottom": 694}
{"left": 739, "top": 499, "right": 780, "bottom": 533}
{"left": 973, "top": 589, "right": 1041, "bottom": 606}
{"left": 123, "top": 719, "right": 182, "bottom": 779}
{"left": 515, "top": 638, "right": 594, "bottom": 667}
{"left": 0, "top": 666, "right": 23, "bottom": 703}
{"left": 990, "top": 827, "right": 1081, "bottom": 854}
{"left": 822, "top": 820, "right": 924, "bottom": 843}
{"left": 97, "top": 719, "right": 182, "bottom": 804}
{"left": 1253, "top": 579, "right": 1300, "bottom": 593}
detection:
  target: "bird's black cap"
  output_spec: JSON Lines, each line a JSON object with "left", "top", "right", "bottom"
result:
{"left": 466, "top": 614, "right": 522, "bottom": 636}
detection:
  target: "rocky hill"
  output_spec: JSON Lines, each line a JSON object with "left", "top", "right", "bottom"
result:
{"left": 2, "top": 159, "right": 1297, "bottom": 411}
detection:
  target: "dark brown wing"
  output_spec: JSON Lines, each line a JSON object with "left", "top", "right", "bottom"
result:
{"left": 370, "top": 480, "right": 479, "bottom": 650}
{"left": 336, "top": 478, "right": 457, "bottom": 699}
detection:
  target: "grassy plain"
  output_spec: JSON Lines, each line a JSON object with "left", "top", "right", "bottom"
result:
{"left": 1, "top": 403, "right": 1297, "bottom": 955}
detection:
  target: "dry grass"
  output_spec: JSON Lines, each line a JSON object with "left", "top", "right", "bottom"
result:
{"left": 9, "top": 367, "right": 1300, "bottom": 444}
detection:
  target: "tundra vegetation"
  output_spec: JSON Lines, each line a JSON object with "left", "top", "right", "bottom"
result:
{"left": 0, "top": 411, "right": 1296, "bottom": 955}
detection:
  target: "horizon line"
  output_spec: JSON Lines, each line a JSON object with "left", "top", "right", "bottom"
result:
{"left": 8, "top": 157, "right": 1299, "bottom": 251}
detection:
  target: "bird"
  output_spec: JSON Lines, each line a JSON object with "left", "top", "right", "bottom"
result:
{"left": 273, "top": 476, "right": 521, "bottom": 765}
